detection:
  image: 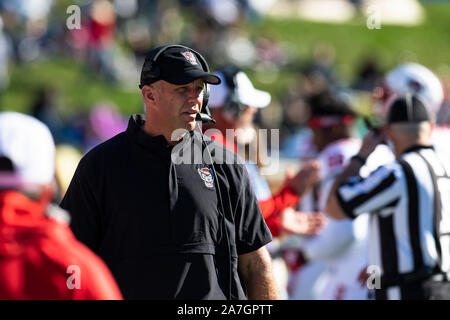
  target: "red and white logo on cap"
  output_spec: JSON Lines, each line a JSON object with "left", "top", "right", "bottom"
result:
{"left": 181, "top": 51, "right": 198, "bottom": 66}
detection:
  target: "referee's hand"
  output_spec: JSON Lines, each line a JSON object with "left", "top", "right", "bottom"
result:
{"left": 358, "top": 130, "right": 386, "bottom": 159}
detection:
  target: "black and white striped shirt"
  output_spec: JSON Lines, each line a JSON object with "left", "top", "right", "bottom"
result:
{"left": 336, "top": 145, "right": 450, "bottom": 295}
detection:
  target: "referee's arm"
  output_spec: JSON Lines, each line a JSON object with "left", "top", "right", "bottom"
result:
{"left": 325, "top": 155, "right": 366, "bottom": 220}
{"left": 326, "top": 131, "right": 385, "bottom": 220}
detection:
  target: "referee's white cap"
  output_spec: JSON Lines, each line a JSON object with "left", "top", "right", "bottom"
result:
{"left": 385, "top": 63, "right": 444, "bottom": 116}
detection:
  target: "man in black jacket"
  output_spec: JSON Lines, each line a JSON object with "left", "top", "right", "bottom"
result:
{"left": 61, "top": 44, "right": 279, "bottom": 300}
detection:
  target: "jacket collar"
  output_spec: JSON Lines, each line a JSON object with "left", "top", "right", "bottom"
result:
{"left": 125, "top": 114, "right": 171, "bottom": 151}
{"left": 125, "top": 114, "right": 208, "bottom": 155}
{"left": 401, "top": 144, "right": 434, "bottom": 156}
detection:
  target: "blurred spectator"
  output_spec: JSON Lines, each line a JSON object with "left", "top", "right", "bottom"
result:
{"left": 352, "top": 56, "right": 384, "bottom": 92}
{"left": 83, "top": 101, "right": 127, "bottom": 152}
{"left": 281, "top": 77, "right": 311, "bottom": 131}
{"left": 302, "top": 43, "right": 337, "bottom": 95}
{"left": 254, "top": 36, "right": 289, "bottom": 68}
{"left": 66, "top": 0, "right": 119, "bottom": 82}
{"left": 186, "top": 19, "right": 221, "bottom": 64}
{"left": 223, "top": 28, "right": 257, "bottom": 67}
{"left": 86, "top": 0, "right": 117, "bottom": 81}
{"left": 0, "top": 16, "right": 11, "bottom": 94}
{"left": 205, "top": 0, "right": 241, "bottom": 26}
{"left": 1, "top": 0, "right": 54, "bottom": 62}
{"left": 153, "top": 0, "right": 184, "bottom": 45}
{"left": 114, "top": 0, "right": 138, "bottom": 20}
{"left": 31, "top": 86, "right": 66, "bottom": 143}
{"left": 123, "top": 18, "right": 152, "bottom": 60}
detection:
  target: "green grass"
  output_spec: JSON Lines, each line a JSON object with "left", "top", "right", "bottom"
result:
{"left": 1, "top": 3, "right": 450, "bottom": 115}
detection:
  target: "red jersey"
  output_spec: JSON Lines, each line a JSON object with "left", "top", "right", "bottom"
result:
{"left": 0, "top": 191, "right": 123, "bottom": 300}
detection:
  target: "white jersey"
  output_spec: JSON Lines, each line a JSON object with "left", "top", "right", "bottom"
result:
{"left": 286, "top": 138, "right": 393, "bottom": 300}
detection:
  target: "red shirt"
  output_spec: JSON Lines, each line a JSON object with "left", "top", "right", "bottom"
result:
{"left": 0, "top": 191, "right": 123, "bottom": 300}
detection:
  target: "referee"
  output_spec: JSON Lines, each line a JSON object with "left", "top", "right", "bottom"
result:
{"left": 326, "top": 95, "right": 450, "bottom": 300}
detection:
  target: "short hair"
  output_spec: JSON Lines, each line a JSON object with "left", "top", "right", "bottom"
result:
{"left": 389, "top": 121, "right": 432, "bottom": 140}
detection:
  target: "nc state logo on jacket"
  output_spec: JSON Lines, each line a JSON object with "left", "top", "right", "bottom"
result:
{"left": 198, "top": 167, "right": 214, "bottom": 188}
{"left": 181, "top": 51, "right": 198, "bottom": 65}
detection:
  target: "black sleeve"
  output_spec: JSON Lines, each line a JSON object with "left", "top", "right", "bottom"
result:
{"left": 60, "top": 151, "right": 104, "bottom": 253}
{"left": 233, "top": 165, "right": 272, "bottom": 255}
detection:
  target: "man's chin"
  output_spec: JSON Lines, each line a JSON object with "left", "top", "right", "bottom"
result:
{"left": 186, "top": 121, "right": 197, "bottom": 131}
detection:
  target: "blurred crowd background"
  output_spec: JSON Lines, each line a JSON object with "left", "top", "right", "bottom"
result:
{"left": 0, "top": 0, "right": 449, "bottom": 198}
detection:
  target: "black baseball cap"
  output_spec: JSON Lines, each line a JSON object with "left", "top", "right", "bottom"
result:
{"left": 140, "top": 46, "right": 221, "bottom": 87}
{"left": 308, "top": 90, "right": 357, "bottom": 118}
{"left": 306, "top": 91, "right": 357, "bottom": 128}
{"left": 386, "top": 95, "right": 431, "bottom": 124}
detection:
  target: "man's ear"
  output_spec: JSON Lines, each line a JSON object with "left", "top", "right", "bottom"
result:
{"left": 141, "top": 85, "right": 156, "bottom": 104}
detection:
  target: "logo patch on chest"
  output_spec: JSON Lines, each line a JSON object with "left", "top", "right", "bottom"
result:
{"left": 198, "top": 167, "right": 214, "bottom": 188}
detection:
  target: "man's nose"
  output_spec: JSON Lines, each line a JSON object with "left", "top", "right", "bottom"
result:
{"left": 187, "top": 88, "right": 203, "bottom": 104}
